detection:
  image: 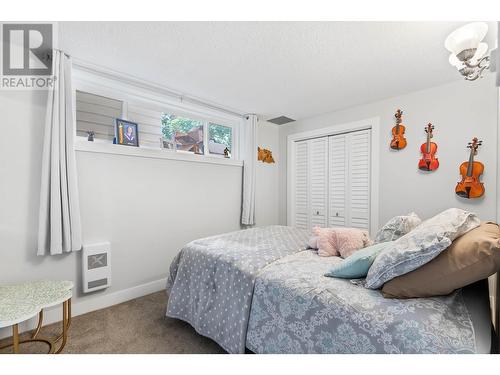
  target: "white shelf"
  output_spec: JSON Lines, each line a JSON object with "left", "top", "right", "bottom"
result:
{"left": 74, "top": 140, "right": 243, "bottom": 167}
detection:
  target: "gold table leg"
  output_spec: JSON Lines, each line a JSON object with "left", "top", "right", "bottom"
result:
{"left": 55, "top": 299, "right": 70, "bottom": 354}
{"left": 1, "top": 298, "right": 71, "bottom": 354}
{"left": 31, "top": 310, "right": 43, "bottom": 339}
{"left": 12, "top": 324, "right": 19, "bottom": 354}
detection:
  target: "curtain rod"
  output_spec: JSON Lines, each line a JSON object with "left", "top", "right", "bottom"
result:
{"left": 64, "top": 53, "right": 248, "bottom": 119}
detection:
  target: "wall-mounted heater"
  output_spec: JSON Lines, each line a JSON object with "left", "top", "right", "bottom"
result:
{"left": 82, "top": 242, "right": 111, "bottom": 293}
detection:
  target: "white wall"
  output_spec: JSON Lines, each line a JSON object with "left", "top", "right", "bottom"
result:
{"left": 279, "top": 75, "right": 499, "bottom": 226}
{"left": 256, "top": 121, "right": 280, "bottom": 226}
{"left": 0, "top": 90, "right": 280, "bottom": 337}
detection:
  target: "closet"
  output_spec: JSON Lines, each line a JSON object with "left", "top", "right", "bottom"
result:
{"left": 291, "top": 129, "right": 371, "bottom": 231}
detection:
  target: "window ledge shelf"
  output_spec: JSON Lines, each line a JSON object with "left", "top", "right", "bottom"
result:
{"left": 74, "top": 140, "right": 243, "bottom": 167}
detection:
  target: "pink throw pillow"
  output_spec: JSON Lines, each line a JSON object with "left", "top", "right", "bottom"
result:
{"left": 313, "top": 227, "right": 340, "bottom": 256}
{"left": 313, "top": 227, "right": 372, "bottom": 258}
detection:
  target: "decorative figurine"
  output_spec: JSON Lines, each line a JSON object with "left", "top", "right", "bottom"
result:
{"left": 258, "top": 147, "right": 275, "bottom": 163}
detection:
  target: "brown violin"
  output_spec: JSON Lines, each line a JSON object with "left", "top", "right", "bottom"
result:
{"left": 455, "top": 137, "right": 484, "bottom": 199}
{"left": 390, "top": 109, "right": 407, "bottom": 150}
{"left": 418, "top": 123, "right": 439, "bottom": 171}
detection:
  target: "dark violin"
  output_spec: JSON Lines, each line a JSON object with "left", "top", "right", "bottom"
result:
{"left": 418, "top": 123, "right": 439, "bottom": 171}
{"left": 455, "top": 137, "right": 485, "bottom": 199}
{"left": 390, "top": 109, "right": 407, "bottom": 150}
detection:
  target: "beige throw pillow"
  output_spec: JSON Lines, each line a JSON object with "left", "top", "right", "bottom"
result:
{"left": 382, "top": 222, "right": 500, "bottom": 298}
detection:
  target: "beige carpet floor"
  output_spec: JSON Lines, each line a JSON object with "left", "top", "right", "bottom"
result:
{"left": 0, "top": 291, "right": 226, "bottom": 354}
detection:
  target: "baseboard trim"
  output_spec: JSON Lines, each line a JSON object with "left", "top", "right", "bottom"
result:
{"left": 0, "top": 278, "right": 167, "bottom": 340}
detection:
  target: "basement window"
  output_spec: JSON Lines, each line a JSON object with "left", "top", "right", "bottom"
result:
{"left": 208, "top": 123, "right": 232, "bottom": 156}
{"left": 161, "top": 113, "right": 204, "bottom": 154}
{"left": 74, "top": 89, "right": 240, "bottom": 163}
{"left": 161, "top": 114, "right": 235, "bottom": 158}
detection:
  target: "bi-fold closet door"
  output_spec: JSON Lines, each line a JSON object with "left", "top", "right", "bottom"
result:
{"left": 293, "top": 137, "right": 328, "bottom": 229}
{"left": 292, "top": 129, "right": 370, "bottom": 231}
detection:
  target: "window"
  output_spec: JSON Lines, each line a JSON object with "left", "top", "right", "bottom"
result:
{"left": 161, "top": 114, "right": 235, "bottom": 158}
{"left": 208, "top": 123, "right": 232, "bottom": 156}
{"left": 75, "top": 91, "right": 123, "bottom": 141}
{"left": 161, "top": 113, "right": 204, "bottom": 154}
{"left": 74, "top": 87, "right": 238, "bottom": 161}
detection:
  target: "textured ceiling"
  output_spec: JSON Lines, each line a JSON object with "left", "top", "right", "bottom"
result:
{"left": 59, "top": 21, "right": 497, "bottom": 120}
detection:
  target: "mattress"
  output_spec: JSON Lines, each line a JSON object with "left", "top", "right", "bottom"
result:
{"left": 462, "top": 279, "right": 492, "bottom": 354}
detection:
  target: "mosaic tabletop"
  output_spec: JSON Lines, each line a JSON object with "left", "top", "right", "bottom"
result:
{"left": 0, "top": 281, "right": 73, "bottom": 328}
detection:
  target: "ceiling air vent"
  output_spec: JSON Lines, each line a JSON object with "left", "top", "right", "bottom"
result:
{"left": 267, "top": 116, "right": 295, "bottom": 125}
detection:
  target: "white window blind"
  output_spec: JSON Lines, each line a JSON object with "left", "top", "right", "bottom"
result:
{"left": 76, "top": 90, "right": 122, "bottom": 141}
{"left": 126, "top": 104, "right": 162, "bottom": 148}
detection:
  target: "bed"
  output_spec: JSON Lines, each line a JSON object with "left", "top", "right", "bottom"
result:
{"left": 166, "top": 225, "right": 497, "bottom": 354}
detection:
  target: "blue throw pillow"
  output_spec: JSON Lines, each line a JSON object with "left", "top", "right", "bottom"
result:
{"left": 324, "top": 242, "right": 394, "bottom": 279}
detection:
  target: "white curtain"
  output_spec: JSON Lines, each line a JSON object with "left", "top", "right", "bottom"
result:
{"left": 497, "top": 22, "right": 500, "bottom": 87}
{"left": 37, "top": 50, "right": 82, "bottom": 255}
{"left": 241, "top": 114, "right": 258, "bottom": 225}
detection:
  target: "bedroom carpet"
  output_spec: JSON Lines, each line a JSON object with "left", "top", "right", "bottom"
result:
{"left": 0, "top": 291, "right": 226, "bottom": 354}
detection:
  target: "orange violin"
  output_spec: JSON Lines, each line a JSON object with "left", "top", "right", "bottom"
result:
{"left": 390, "top": 109, "right": 407, "bottom": 150}
{"left": 418, "top": 123, "right": 439, "bottom": 171}
{"left": 455, "top": 137, "right": 485, "bottom": 199}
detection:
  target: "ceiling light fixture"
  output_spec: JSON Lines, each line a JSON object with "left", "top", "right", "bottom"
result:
{"left": 445, "top": 22, "right": 491, "bottom": 81}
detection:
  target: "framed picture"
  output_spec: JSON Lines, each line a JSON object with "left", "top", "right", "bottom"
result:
{"left": 115, "top": 119, "right": 139, "bottom": 147}
{"left": 160, "top": 137, "right": 176, "bottom": 151}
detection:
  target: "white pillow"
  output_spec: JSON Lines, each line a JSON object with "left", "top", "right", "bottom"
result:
{"left": 365, "top": 208, "right": 480, "bottom": 289}
{"left": 374, "top": 212, "right": 421, "bottom": 244}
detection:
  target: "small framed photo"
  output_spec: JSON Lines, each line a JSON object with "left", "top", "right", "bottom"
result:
{"left": 115, "top": 119, "right": 139, "bottom": 147}
{"left": 160, "top": 137, "right": 176, "bottom": 151}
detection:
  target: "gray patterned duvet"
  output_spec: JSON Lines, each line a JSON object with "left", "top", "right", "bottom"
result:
{"left": 166, "top": 226, "right": 309, "bottom": 354}
{"left": 246, "top": 250, "right": 476, "bottom": 354}
{"left": 166, "top": 226, "right": 476, "bottom": 354}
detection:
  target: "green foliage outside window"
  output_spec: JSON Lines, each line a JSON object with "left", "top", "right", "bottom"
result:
{"left": 209, "top": 123, "right": 232, "bottom": 150}
{"left": 161, "top": 113, "right": 232, "bottom": 151}
{"left": 161, "top": 113, "right": 202, "bottom": 140}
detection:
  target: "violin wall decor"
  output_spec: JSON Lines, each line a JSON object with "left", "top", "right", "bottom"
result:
{"left": 418, "top": 123, "right": 439, "bottom": 171}
{"left": 390, "top": 109, "right": 407, "bottom": 150}
{"left": 455, "top": 137, "right": 485, "bottom": 199}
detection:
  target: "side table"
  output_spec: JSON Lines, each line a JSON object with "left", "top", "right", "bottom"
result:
{"left": 0, "top": 280, "right": 73, "bottom": 354}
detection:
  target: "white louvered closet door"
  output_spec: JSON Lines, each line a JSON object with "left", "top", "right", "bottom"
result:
{"left": 309, "top": 137, "right": 328, "bottom": 228}
{"left": 328, "top": 134, "right": 347, "bottom": 227}
{"left": 328, "top": 129, "right": 371, "bottom": 230}
{"left": 348, "top": 130, "right": 371, "bottom": 230}
{"left": 292, "top": 129, "right": 370, "bottom": 231}
{"left": 293, "top": 140, "right": 309, "bottom": 230}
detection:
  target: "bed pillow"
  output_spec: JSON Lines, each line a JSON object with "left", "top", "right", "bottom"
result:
{"left": 381, "top": 222, "right": 500, "bottom": 298}
{"left": 324, "top": 241, "right": 394, "bottom": 279}
{"left": 365, "top": 208, "right": 480, "bottom": 289}
{"left": 374, "top": 212, "right": 421, "bottom": 243}
{"left": 314, "top": 227, "right": 372, "bottom": 258}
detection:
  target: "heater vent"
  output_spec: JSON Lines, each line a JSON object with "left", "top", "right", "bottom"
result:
{"left": 267, "top": 116, "right": 295, "bottom": 125}
{"left": 82, "top": 242, "right": 111, "bottom": 293}
{"left": 88, "top": 278, "right": 108, "bottom": 289}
